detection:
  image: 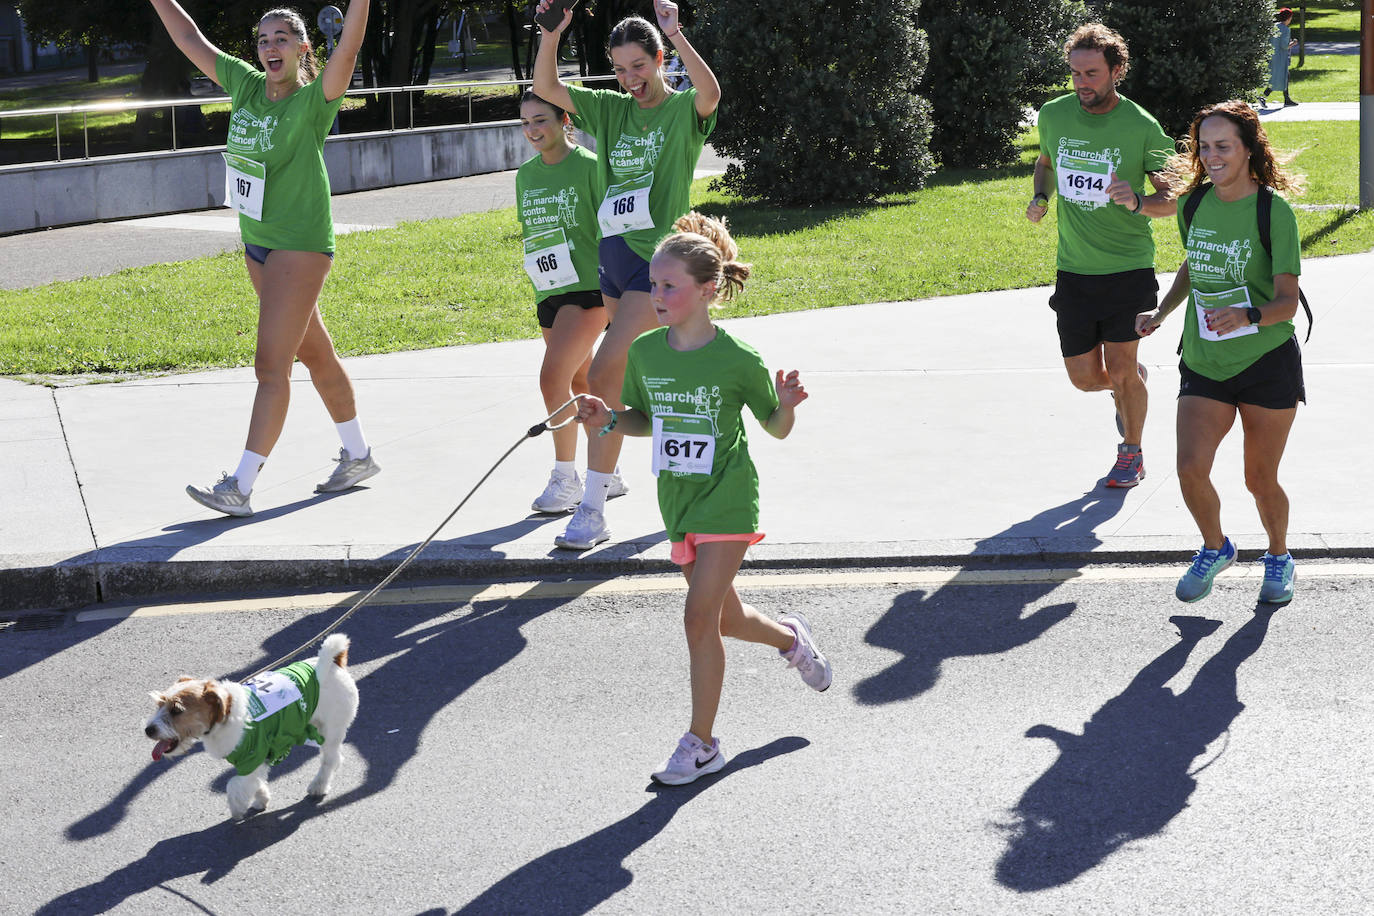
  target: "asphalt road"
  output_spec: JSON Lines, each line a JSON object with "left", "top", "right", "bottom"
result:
{"left": 3, "top": 566, "right": 1371, "bottom": 914}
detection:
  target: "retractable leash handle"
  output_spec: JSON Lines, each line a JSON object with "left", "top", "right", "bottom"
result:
{"left": 237, "top": 397, "right": 583, "bottom": 680}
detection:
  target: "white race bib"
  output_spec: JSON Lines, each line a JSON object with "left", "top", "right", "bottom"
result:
{"left": 222, "top": 152, "right": 266, "bottom": 221}
{"left": 1193, "top": 286, "right": 1259, "bottom": 342}
{"left": 523, "top": 227, "right": 580, "bottom": 292}
{"left": 598, "top": 173, "right": 654, "bottom": 236}
{"left": 242, "top": 668, "right": 305, "bottom": 722}
{"left": 651, "top": 413, "right": 715, "bottom": 478}
{"left": 1056, "top": 151, "right": 1112, "bottom": 205}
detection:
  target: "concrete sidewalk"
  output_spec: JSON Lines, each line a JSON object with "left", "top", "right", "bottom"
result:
{"left": 3, "top": 246, "right": 1372, "bottom": 611}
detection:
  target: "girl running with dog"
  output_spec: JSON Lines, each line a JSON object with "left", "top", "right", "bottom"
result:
{"left": 148, "top": 2, "right": 378, "bottom": 516}
{"left": 534, "top": 0, "right": 721, "bottom": 551}
{"left": 574, "top": 213, "right": 832, "bottom": 785}
{"left": 517, "top": 90, "right": 608, "bottom": 514}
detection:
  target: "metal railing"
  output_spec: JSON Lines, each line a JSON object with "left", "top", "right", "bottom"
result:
{"left": 0, "top": 72, "right": 617, "bottom": 163}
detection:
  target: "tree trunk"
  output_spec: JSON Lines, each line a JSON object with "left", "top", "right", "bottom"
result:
{"left": 505, "top": 1, "right": 524, "bottom": 81}
{"left": 86, "top": 42, "right": 98, "bottom": 83}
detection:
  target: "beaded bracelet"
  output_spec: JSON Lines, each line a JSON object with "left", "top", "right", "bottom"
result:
{"left": 598, "top": 409, "right": 618, "bottom": 437}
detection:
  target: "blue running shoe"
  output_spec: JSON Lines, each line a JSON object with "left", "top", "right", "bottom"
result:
{"left": 1175, "top": 538, "right": 1237, "bottom": 602}
{"left": 1259, "top": 552, "right": 1295, "bottom": 604}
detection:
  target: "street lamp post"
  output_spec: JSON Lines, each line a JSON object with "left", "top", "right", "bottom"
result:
{"left": 1363, "top": 1, "right": 1374, "bottom": 208}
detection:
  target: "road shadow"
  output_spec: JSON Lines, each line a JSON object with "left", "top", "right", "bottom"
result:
{"left": 996, "top": 606, "right": 1278, "bottom": 891}
{"left": 64, "top": 580, "right": 606, "bottom": 848}
{"left": 441, "top": 736, "right": 809, "bottom": 916}
{"left": 1, "top": 489, "right": 358, "bottom": 683}
{"left": 38, "top": 795, "right": 335, "bottom": 916}
{"left": 854, "top": 490, "right": 1127, "bottom": 705}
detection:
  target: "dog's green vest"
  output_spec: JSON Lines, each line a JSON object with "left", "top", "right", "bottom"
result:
{"left": 225, "top": 660, "right": 324, "bottom": 776}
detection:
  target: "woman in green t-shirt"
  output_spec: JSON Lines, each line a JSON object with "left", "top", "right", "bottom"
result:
{"left": 572, "top": 213, "right": 830, "bottom": 786}
{"left": 516, "top": 91, "right": 608, "bottom": 514}
{"left": 533, "top": 0, "right": 721, "bottom": 552}
{"left": 1137, "top": 101, "right": 1303, "bottom": 606}
{"left": 148, "top": 2, "right": 378, "bottom": 518}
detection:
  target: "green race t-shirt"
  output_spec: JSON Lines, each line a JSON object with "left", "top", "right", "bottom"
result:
{"left": 1035, "top": 93, "right": 1175, "bottom": 275}
{"left": 515, "top": 145, "right": 603, "bottom": 301}
{"left": 224, "top": 660, "right": 323, "bottom": 777}
{"left": 217, "top": 51, "right": 343, "bottom": 253}
{"left": 568, "top": 84, "right": 716, "bottom": 261}
{"left": 622, "top": 327, "right": 779, "bottom": 542}
{"left": 1177, "top": 186, "right": 1301, "bottom": 381}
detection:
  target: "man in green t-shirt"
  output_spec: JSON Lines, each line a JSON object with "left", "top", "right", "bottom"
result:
{"left": 1027, "top": 23, "right": 1177, "bottom": 488}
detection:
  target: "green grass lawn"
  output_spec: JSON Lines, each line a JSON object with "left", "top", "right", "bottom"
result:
{"left": 4, "top": 119, "right": 1370, "bottom": 378}
{"left": 1285, "top": 53, "right": 1357, "bottom": 102}
{"left": 1299, "top": 0, "right": 1361, "bottom": 42}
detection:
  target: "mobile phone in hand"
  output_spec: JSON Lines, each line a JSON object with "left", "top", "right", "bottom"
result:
{"left": 535, "top": 0, "right": 578, "bottom": 33}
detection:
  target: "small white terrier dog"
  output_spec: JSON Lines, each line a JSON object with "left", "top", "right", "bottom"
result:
{"left": 144, "top": 633, "right": 359, "bottom": 819}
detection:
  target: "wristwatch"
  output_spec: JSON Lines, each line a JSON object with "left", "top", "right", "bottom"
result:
{"left": 1246, "top": 306, "right": 1263, "bottom": 325}
{"left": 1032, "top": 193, "right": 1049, "bottom": 208}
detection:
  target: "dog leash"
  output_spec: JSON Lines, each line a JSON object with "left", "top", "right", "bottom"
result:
{"left": 239, "top": 397, "right": 582, "bottom": 681}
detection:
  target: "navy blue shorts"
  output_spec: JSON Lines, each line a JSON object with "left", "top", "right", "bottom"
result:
{"left": 244, "top": 243, "right": 334, "bottom": 265}
{"left": 598, "top": 235, "right": 652, "bottom": 299}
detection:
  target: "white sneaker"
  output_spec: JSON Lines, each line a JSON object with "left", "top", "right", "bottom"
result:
{"left": 780, "top": 612, "right": 833, "bottom": 691}
{"left": 651, "top": 732, "right": 726, "bottom": 786}
{"left": 315, "top": 448, "right": 381, "bottom": 493}
{"left": 531, "top": 469, "right": 583, "bottom": 514}
{"left": 186, "top": 473, "right": 252, "bottom": 517}
{"left": 554, "top": 504, "right": 610, "bottom": 550}
{"left": 606, "top": 469, "right": 629, "bottom": 500}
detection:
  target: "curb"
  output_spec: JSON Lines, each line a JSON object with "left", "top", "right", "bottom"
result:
{"left": 6, "top": 533, "right": 1374, "bottom": 613}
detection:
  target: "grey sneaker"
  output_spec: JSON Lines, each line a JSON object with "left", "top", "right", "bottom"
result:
{"left": 315, "top": 448, "right": 380, "bottom": 493}
{"left": 554, "top": 504, "right": 610, "bottom": 550}
{"left": 651, "top": 732, "right": 726, "bottom": 786}
{"left": 1258, "top": 552, "right": 1295, "bottom": 604}
{"left": 1113, "top": 363, "right": 1148, "bottom": 437}
{"left": 532, "top": 469, "right": 583, "bottom": 514}
{"left": 606, "top": 468, "right": 630, "bottom": 500}
{"left": 186, "top": 473, "right": 252, "bottom": 517}
{"left": 1175, "top": 538, "right": 1237, "bottom": 602}
{"left": 1105, "top": 444, "right": 1145, "bottom": 488}
{"left": 779, "top": 612, "right": 833, "bottom": 691}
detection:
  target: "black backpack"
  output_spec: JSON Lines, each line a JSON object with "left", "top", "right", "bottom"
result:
{"left": 1180, "top": 183, "right": 1312, "bottom": 345}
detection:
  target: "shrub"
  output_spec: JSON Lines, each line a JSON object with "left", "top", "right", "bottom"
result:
{"left": 694, "top": 0, "right": 934, "bottom": 204}
{"left": 1096, "top": 0, "right": 1273, "bottom": 138}
{"left": 921, "top": 0, "right": 1086, "bottom": 168}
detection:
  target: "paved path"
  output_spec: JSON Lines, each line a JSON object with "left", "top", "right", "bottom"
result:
{"left": 1, "top": 111, "right": 1371, "bottom": 611}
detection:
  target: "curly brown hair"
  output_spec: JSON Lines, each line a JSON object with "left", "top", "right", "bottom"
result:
{"left": 1167, "top": 100, "right": 1302, "bottom": 196}
{"left": 1063, "top": 23, "right": 1130, "bottom": 80}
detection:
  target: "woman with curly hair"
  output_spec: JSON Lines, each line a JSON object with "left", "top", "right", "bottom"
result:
{"left": 1136, "top": 101, "right": 1304, "bottom": 605}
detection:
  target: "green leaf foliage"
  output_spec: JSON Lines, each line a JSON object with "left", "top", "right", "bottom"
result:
{"left": 693, "top": 0, "right": 934, "bottom": 204}
{"left": 921, "top": 0, "right": 1086, "bottom": 168}
{"left": 1097, "top": 0, "right": 1273, "bottom": 138}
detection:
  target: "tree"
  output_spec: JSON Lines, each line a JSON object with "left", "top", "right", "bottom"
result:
{"left": 921, "top": 0, "right": 1085, "bottom": 169}
{"left": 17, "top": 0, "right": 145, "bottom": 81}
{"left": 693, "top": 0, "right": 933, "bottom": 204}
{"left": 1095, "top": 0, "right": 1272, "bottom": 138}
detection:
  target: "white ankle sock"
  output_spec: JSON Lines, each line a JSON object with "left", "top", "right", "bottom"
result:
{"left": 335, "top": 418, "right": 369, "bottom": 460}
{"left": 233, "top": 450, "right": 268, "bottom": 494}
{"left": 554, "top": 460, "right": 577, "bottom": 478}
{"left": 582, "top": 469, "right": 613, "bottom": 512}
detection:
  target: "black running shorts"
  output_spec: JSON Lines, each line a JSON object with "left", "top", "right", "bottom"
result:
{"left": 1048, "top": 268, "right": 1158, "bottom": 358}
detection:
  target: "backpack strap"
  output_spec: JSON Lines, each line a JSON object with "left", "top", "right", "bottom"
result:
{"left": 1257, "top": 186, "right": 1313, "bottom": 343}
{"left": 1177, "top": 185, "right": 1212, "bottom": 355}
